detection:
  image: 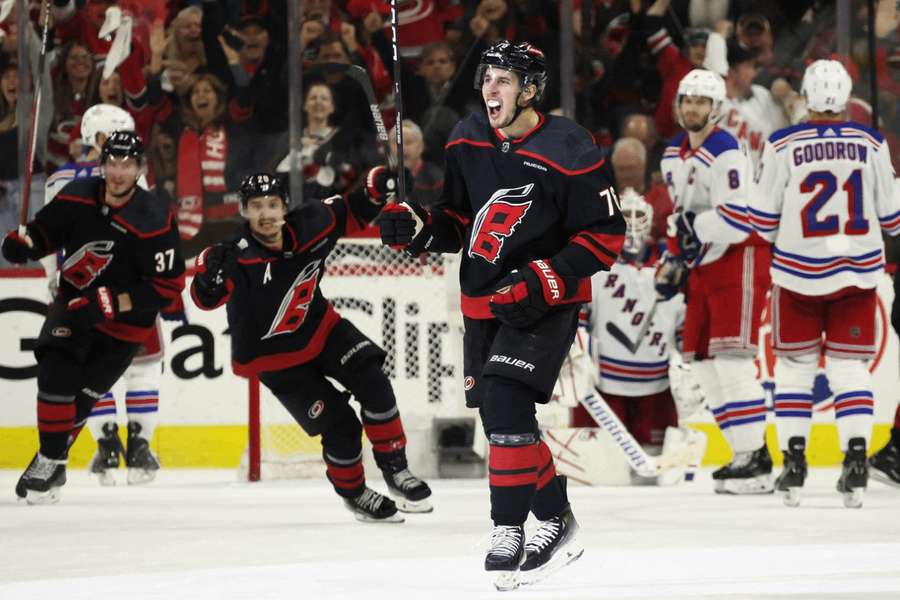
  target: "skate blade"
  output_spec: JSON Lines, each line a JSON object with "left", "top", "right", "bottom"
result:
{"left": 24, "top": 487, "right": 61, "bottom": 505}
{"left": 127, "top": 468, "right": 158, "bottom": 486}
{"left": 491, "top": 571, "right": 520, "bottom": 592}
{"left": 842, "top": 488, "right": 864, "bottom": 509}
{"left": 520, "top": 544, "right": 585, "bottom": 587}
{"left": 714, "top": 474, "right": 774, "bottom": 495}
{"left": 351, "top": 512, "right": 405, "bottom": 524}
{"left": 391, "top": 495, "right": 433, "bottom": 514}
{"left": 95, "top": 470, "right": 117, "bottom": 487}
{"left": 870, "top": 469, "right": 900, "bottom": 489}
{"left": 781, "top": 487, "right": 801, "bottom": 507}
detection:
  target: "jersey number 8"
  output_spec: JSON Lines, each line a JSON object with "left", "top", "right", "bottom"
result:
{"left": 800, "top": 169, "right": 867, "bottom": 237}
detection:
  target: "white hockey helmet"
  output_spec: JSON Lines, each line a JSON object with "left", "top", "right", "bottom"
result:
{"left": 620, "top": 187, "right": 654, "bottom": 258}
{"left": 81, "top": 104, "right": 135, "bottom": 152}
{"left": 801, "top": 59, "right": 852, "bottom": 113}
{"left": 676, "top": 69, "right": 726, "bottom": 127}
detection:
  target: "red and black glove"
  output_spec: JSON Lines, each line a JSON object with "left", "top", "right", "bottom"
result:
{"left": 378, "top": 201, "right": 434, "bottom": 256}
{"left": 365, "top": 165, "right": 414, "bottom": 205}
{"left": 2, "top": 227, "right": 42, "bottom": 264}
{"left": 489, "top": 260, "right": 569, "bottom": 329}
{"left": 66, "top": 286, "right": 118, "bottom": 329}
{"left": 193, "top": 243, "right": 238, "bottom": 307}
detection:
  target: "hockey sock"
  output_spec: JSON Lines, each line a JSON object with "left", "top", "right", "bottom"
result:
{"left": 690, "top": 359, "right": 734, "bottom": 447}
{"left": 488, "top": 433, "right": 540, "bottom": 526}
{"left": 712, "top": 356, "right": 767, "bottom": 453}
{"left": 362, "top": 406, "right": 408, "bottom": 467}
{"left": 530, "top": 439, "right": 567, "bottom": 520}
{"left": 87, "top": 392, "right": 117, "bottom": 441}
{"left": 773, "top": 354, "right": 816, "bottom": 450}
{"left": 324, "top": 451, "right": 366, "bottom": 499}
{"left": 826, "top": 357, "right": 873, "bottom": 451}
{"left": 125, "top": 360, "right": 162, "bottom": 440}
{"left": 37, "top": 390, "right": 75, "bottom": 460}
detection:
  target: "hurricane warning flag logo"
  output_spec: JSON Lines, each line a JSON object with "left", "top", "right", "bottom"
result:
{"left": 468, "top": 184, "right": 534, "bottom": 264}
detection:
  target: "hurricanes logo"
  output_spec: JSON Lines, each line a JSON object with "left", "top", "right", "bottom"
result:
{"left": 61, "top": 241, "right": 115, "bottom": 290}
{"left": 262, "top": 260, "right": 321, "bottom": 340}
{"left": 468, "top": 184, "right": 534, "bottom": 264}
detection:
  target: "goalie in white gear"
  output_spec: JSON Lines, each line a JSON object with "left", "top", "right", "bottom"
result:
{"left": 42, "top": 104, "right": 168, "bottom": 486}
{"left": 749, "top": 59, "right": 900, "bottom": 508}
{"left": 660, "top": 69, "right": 774, "bottom": 494}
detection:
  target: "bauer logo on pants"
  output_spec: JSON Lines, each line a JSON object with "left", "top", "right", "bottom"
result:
{"left": 489, "top": 354, "right": 535, "bottom": 372}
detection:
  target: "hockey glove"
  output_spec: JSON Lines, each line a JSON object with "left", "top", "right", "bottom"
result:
{"left": 365, "top": 165, "right": 413, "bottom": 205}
{"left": 378, "top": 201, "right": 434, "bottom": 256}
{"left": 66, "top": 286, "right": 118, "bottom": 329}
{"left": 667, "top": 211, "right": 701, "bottom": 263}
{"left": 654, "top": 252, "right": 689, "bottom": 301}
{"left": 2, "top": 227, "right": 42, "bottom": 264}
{"left": 489, "top": 260, "right": 568, "bottom": 329}
{"left": 193, "top": 243, "right": 238, "bottom": 305}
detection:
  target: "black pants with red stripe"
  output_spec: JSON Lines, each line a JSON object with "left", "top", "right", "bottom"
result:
{"left": 34, "top": 309, "right": 140, "bottom": 459}
{"left": 259, "top": 318, "right": 409, "bottom": 499}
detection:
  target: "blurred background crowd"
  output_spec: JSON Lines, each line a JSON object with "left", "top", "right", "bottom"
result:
{"left": 0, "top": 0, "right": 898, "bottom": 260}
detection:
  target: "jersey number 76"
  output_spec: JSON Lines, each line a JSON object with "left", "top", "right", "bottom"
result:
{"left": 801, "top": 169, "right": 867, "bottom": 237}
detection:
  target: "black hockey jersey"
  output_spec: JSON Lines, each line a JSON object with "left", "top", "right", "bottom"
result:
{"left": 29, "top": 177, "right": 185, "bottom": 341}
{"left": 191, "top": 191, "right": 381, "bottom": 376}
{"left": 425, "top": 111, "right": 625, "bottom": 318}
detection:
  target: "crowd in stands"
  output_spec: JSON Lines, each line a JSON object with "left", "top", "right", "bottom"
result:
{"left": 0, "top": 0, "right": 898, "bottom": 261}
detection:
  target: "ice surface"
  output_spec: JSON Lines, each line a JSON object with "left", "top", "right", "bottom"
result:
{"left": 1, "top": 468, "right": 899, "bottom": 600}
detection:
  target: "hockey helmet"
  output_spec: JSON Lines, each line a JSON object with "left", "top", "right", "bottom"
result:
{"left": 675, "top": 68, "right": 726, "bottom": 127}
{"left": 100, "top": 130, "right": 144, "bottom": 165}
{"left": 81, "top": 104, "right": 135, "bottom": 152}
{"left": 239, "top": 172, "right": 288, "bottom": 209}
{"left": 619, "top": 187, "right": 654, "bottom": 259}
{"left": 474, "top": 40, "right": 548, "bottom": 104}
{"left": 802, "top": 59, "right": 852, "bottom": 113}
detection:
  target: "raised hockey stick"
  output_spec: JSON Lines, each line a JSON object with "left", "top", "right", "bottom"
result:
{"left": 19, "top": 0, "right": 52, "bottom": 234}
{"left": 605, "top": 298, "right": 659, "bottom": 354}
{"left": 389, "top": 0, "right": 407, "bottom": 204}
{"left": 578, "top": 389, "right": 658, "bottom": 477}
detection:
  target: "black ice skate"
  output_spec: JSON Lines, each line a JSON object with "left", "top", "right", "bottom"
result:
{"left": 343, "top": 487, "right": 404, "bottom": 523}
{"left": 126, "top": 423, "right": 160, "bottom": 485}
{"left": 519, "top": 506, "right": 584, "bottom": 587}
{"left": 836, "top": 437, "right": 868, "bottom": 508}
{"left": 775, "top": 437, "right": 807, "bottom": 507}
{"left": 868, "top": 437, "right": 900, "bottom": 488}
{"left": 89, "top": 422, "right": 124, "bottom": 486}
{"left": 382, "top": 467, "right": 433, "bottom": 513}
{"left": 16, "top": 453, "right": 67, "bottom": 505}
{"left": 713, "top": 445, "right": 774, "bottom": 495}
{"left": 484, "top": 524, "right": 525, "bottom": 591}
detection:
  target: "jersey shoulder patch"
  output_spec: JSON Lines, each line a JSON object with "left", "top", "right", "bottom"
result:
{"left": 839, "top": 121, "right": 884, "bottom": 145}
{"left": 445, "top": 112, "right": 492, "bottom": 149}
{"left": 702, "top": 129, "right": 740, "bottom": 157}
{"left": 54, "top": 177, "right": 103, "bottom": 206}
{"left": 285, "top": 202, "right": 337, "bottom": 254}
{"left": 518, "top": 115, "right": 605, "bottom": 174}
{"left": 113, "top": 189, "right": 176, "bottom": 238}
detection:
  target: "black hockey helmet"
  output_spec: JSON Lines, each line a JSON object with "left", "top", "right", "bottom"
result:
{"left": 100, "top": 130, "right": 144, "bottom": 164}
{"left": 239, "top": 172, "right": 288, "bottom": 209}
{"left": 474, "top": 40, "right": 548, "bottom": 104}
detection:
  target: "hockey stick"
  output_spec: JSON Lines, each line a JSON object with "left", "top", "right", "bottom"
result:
{"left": 389, "top": 0, "right": 407, "bottom": 204}
{"left": 19, "top": 0, "right": 52, "bottom": 234}
{"left": 605, "top": 298, "right": 659, "bottom": 354}
{"left": 578, "top": 389, "right": 658, "bottom": 477}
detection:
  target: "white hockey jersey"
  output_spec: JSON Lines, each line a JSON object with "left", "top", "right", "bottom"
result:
{"left": 719, "top": 85, "right": 788, "bottom": 175}
{"left": 660, "top": 128, "right": 753, "bottom": 266}
{"left": 749, "top": 121, "right": 900, "bottom": 296}
{"left": 584, "top": 261, "right": 685, "bottom": 397}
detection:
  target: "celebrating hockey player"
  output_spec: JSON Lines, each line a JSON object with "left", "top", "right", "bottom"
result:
{"left": 2, "top": 131, "right": 185, "bottom": 504}
{"left": 43, "top": 104, "right": 167, "bottom": 486}
{"left": 749, "top": 59, "right": 900, "bottom": 508}
{"left": 189, "top": 172, "right": 432, "bottom": 523}
{"left": 379, "top": 40, "right": 624, "bottom": 589}
{"left": 659, "top": 69, "right": 773, "bottom": 494}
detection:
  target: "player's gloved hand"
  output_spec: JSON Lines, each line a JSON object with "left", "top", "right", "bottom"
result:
{"left": 667, "top": 211, "right": 701, "bottom": 263}
{"left": 66, "top": 286, "right": 118, "bottom": 329}
{"left": 378, "top": 201, "right": 434, "bottom": 256}
{"left": 2, "top": 227, "right": 40, "bottom": 264}
{"left": 655, "top": 251, "right": 688, "bottom": 300}
{"left": 193, "top": 242, "right": 238, "bottom": 305}
{"left": 489, "top": 260, "right": 566, "bottom": 329}
{"left": 365, "top": 165, "right": 413, "bottom": 205}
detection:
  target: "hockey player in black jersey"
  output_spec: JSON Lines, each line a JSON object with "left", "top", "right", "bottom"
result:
{"left": 379, "top": 41, "right": 625, "bottom": 589}
{"left": 189, "top": 172, "right": 432, "bottom": 523}
{"left": 2, "top": 131, "right": 185, "bottom": 504}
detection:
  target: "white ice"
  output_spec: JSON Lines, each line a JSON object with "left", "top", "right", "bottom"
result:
{"left": 1, "top": 469, "right": 899, "bottom": 600}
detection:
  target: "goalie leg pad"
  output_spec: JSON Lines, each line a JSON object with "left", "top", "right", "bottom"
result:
{"left": 773, "top": 353, "right": 816, "bottom": 450}
{"left": 825, "top": 357, "right": 873, "bottom": 451}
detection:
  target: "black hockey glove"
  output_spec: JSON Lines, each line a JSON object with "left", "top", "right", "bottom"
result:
{"left": 65, "top": 286, "right": 118, "bottom": 330}
{"left": 365, "top": 165, "right": 413, "bottom": 205}
{"left": 654, "top": 252, "right": 689, "bottom": 301}
{"left": 193, "top": 243, "right": 238, "bottom": 306}
{"left": 489, "top": 260, "right": 570, "bottom": 329}
{"left": 668, "top": 211, "right": 701, "bottom": 263}
{"left": 2, "top": 227, "right": 42, "bottom": 264}
{"left": 378, "top": 201, "right": 434, "bottom": 256}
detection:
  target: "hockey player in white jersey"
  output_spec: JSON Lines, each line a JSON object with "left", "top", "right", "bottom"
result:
{"left": 660, "top": 69, "right": 774, "bottom": 494}
{"left": 43, "top": 104, "right": 166, "bottom": 486}
{"left": 749, "top": 59, "right": 900, "bottom": 508}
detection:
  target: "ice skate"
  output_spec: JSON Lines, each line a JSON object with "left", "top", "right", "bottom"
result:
{"left": 775, "top": 437, "right": 807, "bottom": 507}
{"left": 713, "top": 445, "right": 774, "bottom": 494}
{"left": 89, "top": 422, "right": 124, "bottom": 486}
{"left": 382, "top": 466, "right": 433, "bottom": 513}
{"left": 836, "top": 437, "right": 867, "bottom": 509}
{"left": 16, "top": 453, "right": 67, "bottom": 505}
{"left": 126, "top": 423, "right": 160, "bottom": 485}
{"left": 519, "top": 506, "right": 584, "bottom": 587}
{"left": 343, "top": 487, "right": 404, "bottom": 523}
{"left": 484, "top": 524, "right": 525, "bottom": 591}
{"left": 868, "top": 438, "right": 900, "bottom": 488}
